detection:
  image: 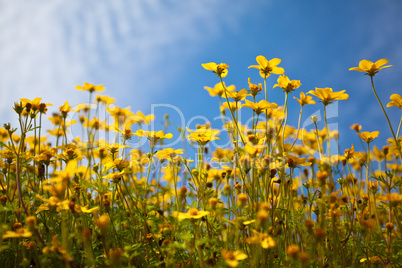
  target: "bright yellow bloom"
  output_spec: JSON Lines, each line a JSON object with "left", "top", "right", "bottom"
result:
{"left": 220, "top": 101, "right": 240, "bottom": 113}
{"left": 350, "top": 123, "right": 362, "bottom": 132}
{"left": 35, "top": 196, "right": 70, "bottom": 214}
{"left": 381, "top": 193, "right": 402, "bottom": 206}
{"left": 242, "top": 99, "right": 278, "bottom": 115}
{"left": 172, "top": 208, "right": 210, "bottom": 221}
{"left": 307, "top": 87, "right": 349, "bottom": 106}
{"left": 357, "top": 131, "right": 379, "bottom": 144}
{"left": 133, "top": 129, "right": 173, "bottom": 142}
{"left": 20, "top": 98, "right": 52, "bottom": 112}
{"left": 2, "top": 228, "right": 32, "bottom": 239}
{"left": 226, "top": 88, "right": 252, "bottom": 102}
{"left": 156, "top": 148, "right": 184, "bottom": 160}
{"left": 273, "top": 75, "right": 301, "bottom": 93}
{"left": 283, "top": 152, "right": 311, "bottom": 168}
{"left": 127, "top": 111, "right": 155, "bottom": 125}
{"left": 349, "top": 59, "right": 392, "bottom": 77}
{"left": 248, "top": 55, "right": 284, "bottom": 78}
{"left": 293, "top": 92, "right": 316, "bottom": 106}
{"left": 344, "top": 144, "right": 362, "bottom": 159}
{"left": 204, "top": 82, "right": 235, "bottom": 97}
{"left": 59, "top": 101, "right": 71, "bottom": 116}
{"left": 221, "top": 249, "right": 248, "bottom": 267}
{"left": 104, "top": 170, "right": 126, "bottom": 182}
{"left": 76, "top": 82, "right": 105, "bottom": 93}
{"left": 246, "top": 230, "right": 276, "bottom": 249}
{"left": 95, "top": 94, "right": 115, "bottom": 105}
{"left": 186, "top": 127, "right": 220, "bottom": 145}
{"left": 386, "top": 94, "right": 402, "bottom": 110}
{"left": 248, "top": 77, "right": 263, "bottom": 96}
{"left": 202, "top": 62, "right": 229, "bottom": 77}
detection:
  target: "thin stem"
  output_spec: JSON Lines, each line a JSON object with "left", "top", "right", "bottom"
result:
{"left": 371, "top": 76, "right": 401, "bottom": 156}
{"left": 219, "top": 77, "right": 246, "bottom": 145}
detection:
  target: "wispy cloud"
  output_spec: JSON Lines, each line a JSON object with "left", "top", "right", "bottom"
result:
{"left": 0, "top": 0, "right": 251, "bottom": 124}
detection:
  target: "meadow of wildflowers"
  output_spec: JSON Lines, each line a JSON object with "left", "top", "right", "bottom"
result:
{"left": 0, "top": 56, "right": 401, "bottom": 267}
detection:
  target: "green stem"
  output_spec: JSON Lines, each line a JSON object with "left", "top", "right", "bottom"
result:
{"left": 371, "top": 76, "right": 401, "bottom": 156}
{"left": 219, "top": 77, "right": 246, "bottom": 145}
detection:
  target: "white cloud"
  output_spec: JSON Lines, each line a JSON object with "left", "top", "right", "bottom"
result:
{"left": 0, "top": 0, "right": 249, "bottom": 125}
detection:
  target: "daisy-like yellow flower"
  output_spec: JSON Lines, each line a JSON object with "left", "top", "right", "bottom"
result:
{"left": 186, "top": 127, "right": 220, "bottom": 145}
{"left": 221, "top": 249, "right": 248, "bottom": 267}
{"left": 293, "top": 92, "right": 316, "bottom": 107}
{"left": 273, "top": 75, "right": 301, "bottom": 93}
{"left": 202, "top": 62, "right": 229, "bottom": 77}
{"left": 386, "top": 94, "right": 402, "bottom": 110}
{"left": 248, "top": 77, "right": 263, "bottom": 97}
{"left": 242, "top": 99, "right": 278, "bottom": 115}
{"left": 95, "top": 94, "right": 115, "bottom": 105}
{"left": 246, "top": 230, "right": 276, "bottom": 249}
{"left": 350, "top": 123, "right": 362, "bottom": 133}
{"left": 172, "top": 208, "right": 210, "bottom": 221}
{"left": 155, "top": 148, "right": 184, "bottom": 161}
{"left": 35, "top": 195, "right": 70, "bottom": 214}
{"left": 248, "top": 55, "right": 284, "bottom": 79}
{"left": 307, "top": 87, "right": 349, "bottom": 106}
{"left": 104, "top": 170, "right": 126, "bottom": 183}
{"left": 59, "top": 101, "right": 71, "bottom": 117}
{"left": 283, "top": 152, "right": 311, "bottom": 168}
{"left": 380, "top": 193, "right": 402, "bottom": 206}
{"left": 204, "top": 82, "right": 235, "bottom": 97}
{"left": 133, "top": 129, "right": 173, "bottom": 141}
{"left": 2, "top": 228, "right": 32, "bottom": 239}
{"left": 357, "top": 131, "right": 380, "bottom": 144}
{"left": 20, "top": 98, "right": 53, "bottom": 113}
{"left": 76, "top": 82, "right": 105, "bottom": 93}
{"left": 226, "top": 88, "right": 252, "bottom": 102}
{"left": 220, "top": 101, "right": 240, "bottom": 113}
{"left": 127, "top": 111, "right": 155, "bottom": 125}
{"left": 349, "top": 59, "right": 392, "bottom": 77}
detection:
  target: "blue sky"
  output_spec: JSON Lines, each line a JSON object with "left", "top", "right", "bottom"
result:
{"left": 1, "top": 0, "right": 401, "bottom": 155}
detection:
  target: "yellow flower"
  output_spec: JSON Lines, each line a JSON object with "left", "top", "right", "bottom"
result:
{"left": 344, "top": 144, "right": 362, "bottom": 159}
{"left": 172, "top": 208, "right": 210, "bottom": 221}
{"left": 221, "top": 249, "right": 248, "bottom": 267}
{"left": 273, "top": 75, "right": 301, "bottom": 93}
{"left": 202, "top": 62, "right": 229, "bottom": 77}
{"left": 76, "top": 82, "right": 105, "bottom": 93}
{"left": 226, "top": 88, "right": 252, "bottom": 102}
{"left": 248, "top": 77, "right": 263, "bottom": 96}
{"left": 350, "top": 123, "right": 362, "bottom": 133}
{"left": 242, "top": 99, "right": 278, "bottom": 115}
{"left": 20, "top": 98, "right": 52, "bottom": 113}
{"left": 307, "top": 87, "right": 349, "bottom": 106}
{"left": 35, "top": 196, "right": 70, "bottom": 214}
{"left": 2, "top": 228, "right": 32, "bottom": 239}
{"left": 293, "top": 92, "right": 316, "bottom": 107}
{"left": 220, "top": 101, "right": 240, "bottom": 113}
{"left": 204, "top": 82, "right": 235, "bottom": 97}
{"left": 128, "top": 111, "right": 155, "bottom": 125}
{"left": 104, "top": 170, "right": 126, "bottom": 182}
{"left": 386, "top": 94, "right": 402, "bottom": 110}
{"left": 186, "top": 127, "right": 220, "bottom": 145}
{"left": 246, "top": 230, "right": 276, "bottom": 249}
{"left": 95, "top": 94, "right": 115, "bottom": 105}
{"left": 133, "top": 129, "right": 173, "bottom": 142}
{"left": 357, "top": 131, "right": 379, "bottom": 144}
{"left": 349, "top": 59, "right": 392, "bottom": 77}
{"left": 156, "top": 148, "right": 184, "bottom": 161}
{"left": 380, "top": 193, "right": 402, "bottom": 206}
{"left": 283, "top": 152, "right": 311, "bottom": 168}
{"left": 59, "top": 101, "right": 71, "bottom": 117}
{"left": 248, "top": 55, "right": 284, "bottom": 78}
